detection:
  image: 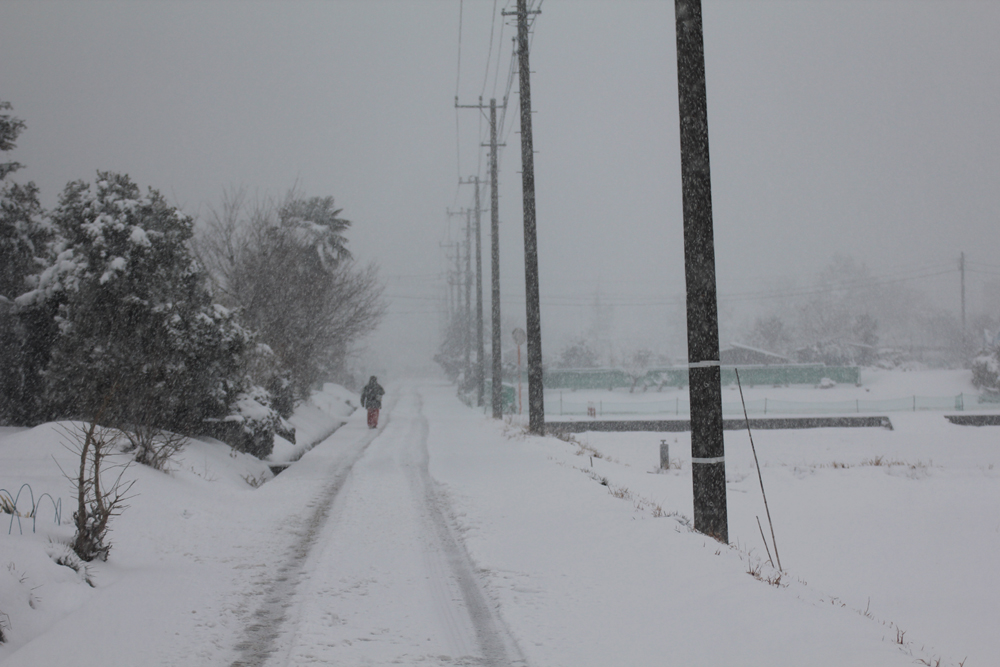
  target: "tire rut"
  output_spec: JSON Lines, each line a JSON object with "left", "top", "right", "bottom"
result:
{"left": 228, "top": 402, "right": 391, "bottom": 667}
{"left": 406, "top": 389, "right": 528, "bottom": 667}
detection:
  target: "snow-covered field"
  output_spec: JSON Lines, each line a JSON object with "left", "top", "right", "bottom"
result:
{"left": 0, "top": 370, "right": 996, "bottom": 666}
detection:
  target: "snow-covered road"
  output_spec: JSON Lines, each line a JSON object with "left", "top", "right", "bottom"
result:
{"left": 234, "top": 385, "right": 524, "bottom": 666}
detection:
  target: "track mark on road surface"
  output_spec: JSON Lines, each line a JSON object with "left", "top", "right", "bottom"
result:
{"left": 228, "top": 401, "right": 391, "bottom": 667}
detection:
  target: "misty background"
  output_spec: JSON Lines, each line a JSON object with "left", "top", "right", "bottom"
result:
{"left": 3, "top": 0, "right": 1000, "bottom": 380}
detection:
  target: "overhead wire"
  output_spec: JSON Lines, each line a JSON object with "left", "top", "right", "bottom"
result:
{"left": 453, "top": 0, "right": 465, "bottom": 200}
{"left": 480, "top": 0, "right": 498, "bottom": 99}
{"left": 485, "top": 262, "right": 962, "bottom": 311}
{"left": 491, "top": 6, "right": 506, "bottom": 100}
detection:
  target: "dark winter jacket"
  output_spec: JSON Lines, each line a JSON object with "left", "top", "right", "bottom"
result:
{"left": 360, "top": 378, "right": 385, "bottom": 410}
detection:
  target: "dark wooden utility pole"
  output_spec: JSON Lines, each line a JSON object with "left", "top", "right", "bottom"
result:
{"left": 507, "top": 0, "right": 544, "bottom": 434}
{"left": 489, "top": 98, "right": 503, "bottom": 418}
{"left": 674, "top": 0, "right": 728, "bottom": 543}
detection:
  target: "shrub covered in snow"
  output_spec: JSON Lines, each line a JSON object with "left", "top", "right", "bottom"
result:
{"left": 205, "top": 386, "right": 283, "bottom": 459}
{"left": 970, "top": 349, "right": 1000, "bottom": 392}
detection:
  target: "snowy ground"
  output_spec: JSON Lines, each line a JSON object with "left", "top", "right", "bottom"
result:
{"left": 0, "top": 370, "right": 996, "bottom": 666}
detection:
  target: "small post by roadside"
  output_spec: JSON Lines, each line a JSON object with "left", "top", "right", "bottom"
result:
{"left": 660, "top": 439, "right": 670, "bottom": 470}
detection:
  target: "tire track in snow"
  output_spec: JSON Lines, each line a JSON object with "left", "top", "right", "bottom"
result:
{"left": 405, "top": 389, "right": 527, "bottom": 666}
{"left": 228, "top": 397, "right": 393, "bottom": 667}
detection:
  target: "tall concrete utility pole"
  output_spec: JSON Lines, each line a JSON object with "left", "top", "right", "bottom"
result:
{"left": 460, "top": 175, "right": 486, "bottom": 407}
{"left": 674, "top": 0, "right": 728, "bottom": 543}
{"left": 489, "top": 98, "right": 503, "bottom": 418}
{"left": 506, "top": 0, "right": 544, "bottom": 434}
{"left": 464, "top": 208, "right": 473, "bottom": 388}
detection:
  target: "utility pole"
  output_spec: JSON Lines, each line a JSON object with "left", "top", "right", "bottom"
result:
{"left": 439, "top": 240, "right": 458, "bottom": 320}
{"left": 489, "top": 98, "right": 503, "bottom": 418}
{"left": 447, "top": 207, "right": 472, "bottom": 389}
{"left": 460, "top": 175, "right": 486, "bottom": 407}
{"left": 960, "top": 251, "right": 966, "bottom": 333}
{"left": 457, "top": 95, "right": 508, "bottom": 419}
{"left": 505, "top": 0, "right": 544, "bottom": 434}
{"left": 464, "top": 208, "right": 473, "bottom": 388}
{"left": 674, "top": 0, "right": 728, "bottom": 543}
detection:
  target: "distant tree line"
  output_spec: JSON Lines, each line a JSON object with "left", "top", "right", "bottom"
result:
{"left": 0, "top": 100, "right": 384, "bottom": 458}
{"left": 734, "top": 255, "right": 973, "bottom": 368}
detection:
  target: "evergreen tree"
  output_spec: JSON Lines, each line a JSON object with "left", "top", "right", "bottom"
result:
{"left": 0, "top": 100, "right": 55, "bottom": 424}
{"left": 19, "top": 173, "right": 267, "bottom": 442}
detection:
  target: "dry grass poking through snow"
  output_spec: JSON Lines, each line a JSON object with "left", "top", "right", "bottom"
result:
{"left": 797, "top": 456, "right": 936, "bottom": 479}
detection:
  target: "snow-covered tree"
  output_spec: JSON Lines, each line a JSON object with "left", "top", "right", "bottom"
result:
{"left": 0, "top": 101, "right": 26, "bottom": 181}
{"left": 17, "top": 173, "right": 275, "bottom": 452}
{"left": 0, "top": 101, "right": 55, "bottom": 425}
{"left": 434, "top": 313, "right": 470, "bottom": 384}
{"left": 748, "top": 315, "right": 793, "bottom": 356}
{"left": 622, "top": 348, "right": 655, "bottom": 393}
{"left": 196, "top": 189, "right": 384, "bottom": 399}
{"left": 555, "top": 338, "right": 601, "bottom": 369}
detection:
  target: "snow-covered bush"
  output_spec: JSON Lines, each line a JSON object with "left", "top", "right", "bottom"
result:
{"left": 971, "top": 350, "right": 1000, "bottom": 392}
{"left": 122, "top": 424, "right": 187, "bottom": 471}
{"left": 205, "top": 386, "right": 282, "bottom": 459}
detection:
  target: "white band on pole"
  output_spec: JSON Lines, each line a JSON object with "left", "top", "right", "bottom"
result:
{"left": 691, "top": 456, "right": 726, "bottom": 465}
{"left": 688, "top": 360, "right": 720, "bottom": 368}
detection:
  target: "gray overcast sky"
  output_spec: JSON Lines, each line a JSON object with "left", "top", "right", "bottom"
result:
{"left": 3, "top": 0, "right": 1000, "bottom": 373}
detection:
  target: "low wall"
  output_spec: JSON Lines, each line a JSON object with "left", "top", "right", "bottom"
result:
{"left": 536, "top": 364, "right": 861, "bottom": 391}
{"left": 546, "top": 415, "right": 893, "bottom": 434}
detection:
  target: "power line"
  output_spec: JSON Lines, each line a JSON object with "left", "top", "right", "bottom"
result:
{"left": 492, "top": 6, "right": 507, "bottom": 100}
{"left": 455, "top": 0, "right": 464, "bottom": 97}
{"left": 454, "top": 0, "right": 465, "bottom": 190}
{"left": 480, "top": 0, "right": 498, "bottom": 98}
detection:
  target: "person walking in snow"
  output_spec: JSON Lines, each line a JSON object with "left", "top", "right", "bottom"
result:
{"left": 360, "top": 376, "right": 385, "bottom": 429}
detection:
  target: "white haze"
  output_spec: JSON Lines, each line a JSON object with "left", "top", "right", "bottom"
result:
{"left": 3, "top": 0, "right": 1000, "bottom": 376}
